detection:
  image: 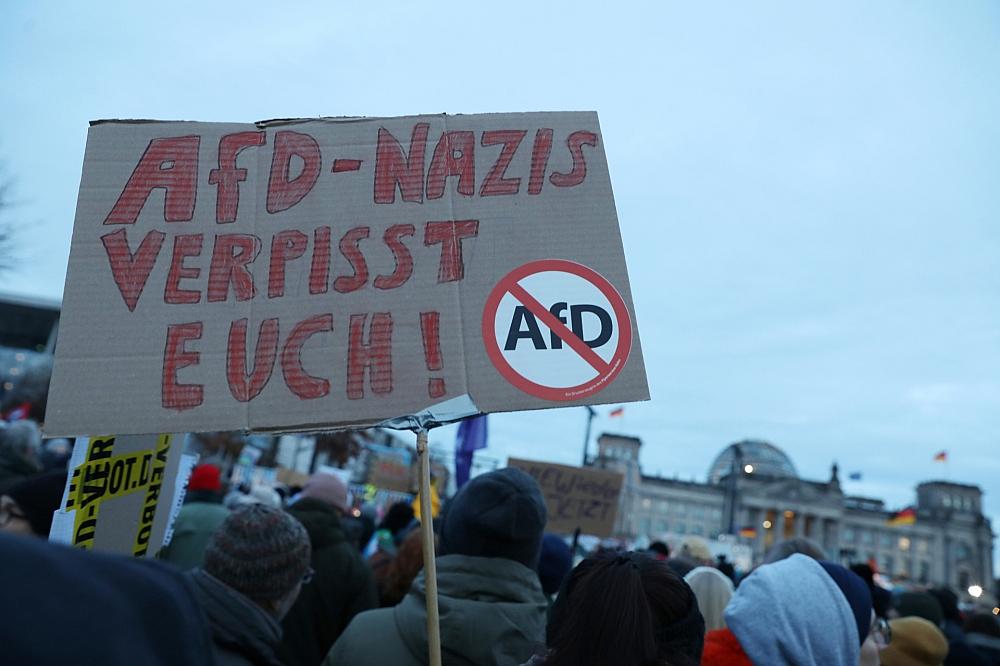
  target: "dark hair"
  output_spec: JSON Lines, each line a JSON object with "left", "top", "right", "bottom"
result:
{"left": 928, "top": 587, "right": 961, "bottom": 623}
{"left": 379, "top": 529, "right": 432, "bottom": 607}
{"left": 762, "top": 537, "right": 827, "bottom": 564}
{"left": 545, "top": 552, "right": 704, "bottom": 666}
{"left": 379, "top": 502, "right": 415, "bottom": 536}
{"left": 648, "top": 541, "right": 670, "bottom": 558}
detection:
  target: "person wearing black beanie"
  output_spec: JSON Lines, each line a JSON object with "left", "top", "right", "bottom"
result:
{"left": 818, "top": 561, "right": 882, "bottom": 666}
{"left": 1, "top": 469, "right": 67, "bottom": 537}
{"left": 325, "top": 468, "right": 549, "bottom": 666}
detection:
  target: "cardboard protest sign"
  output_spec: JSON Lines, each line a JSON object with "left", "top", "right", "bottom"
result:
{"left": 47, "top": 113, "right": 648, "bottom": 437}
{"left": 508, "top": 457, "right": 623, "bottom": 537}
{"left": 49, "top": 433, "right": 188, "bottom": 557}
{"left": 367, "top": 443, "right": 414, "bottom": 492}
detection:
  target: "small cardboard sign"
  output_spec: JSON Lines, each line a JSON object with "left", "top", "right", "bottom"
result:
{"left": 508, "top": 457, "right": 624, "bottom": 537}
{"left": 46, "top": 113, "right": 648, "bottom": 437}
{"left": 367, "top": 444, "right": 414, "bottom": 493}
{"left": 49, "top": 433, "right": 188, "bottom": 557}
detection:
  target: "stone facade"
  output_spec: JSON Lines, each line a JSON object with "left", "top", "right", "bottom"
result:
{"left": 592, "top": 433, "right": 994, "bottom": 598}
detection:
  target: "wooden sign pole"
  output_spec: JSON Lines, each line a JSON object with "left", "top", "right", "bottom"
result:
{"left": 416, "top": 428, "right": 442, "bottom": 666}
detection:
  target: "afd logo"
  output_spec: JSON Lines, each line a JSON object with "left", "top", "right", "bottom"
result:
{"left": 504, "top": 302, "right": 613, "bottom": 351}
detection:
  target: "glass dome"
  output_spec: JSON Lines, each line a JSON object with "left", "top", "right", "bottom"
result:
{"left": 708, "top": 440, "right": 798, "bottom": 484}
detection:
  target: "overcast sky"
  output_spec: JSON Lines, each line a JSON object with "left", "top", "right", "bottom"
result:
{"left": 2, "top": 1, "right": 999, "bottom": 548}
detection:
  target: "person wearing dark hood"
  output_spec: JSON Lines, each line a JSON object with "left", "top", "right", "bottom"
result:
{"left": 928, "top": 587, "right": 990, "bottom": 666}
{"left": 0, "top": 469, "right": 66, "bottom": 537}
{"left": 0, "top": 531, "right": 215, "bottom": 666}
{"left": 851, "top": 562, "right": 892, "bottom": 619}
{"left": 188, "top": 504, "right": 312, "bottom": 666}
{"left": 279, "top": 472, "right": 377, "bottom": 666}
{"left": 0, "top": 420, "right": 42, "bottom": 494}
{"left": 325, "top": 467, "right": 549, "bottom": 666}
{"left": 965, "top": 612, "right": 1000, "bottom": 665}
{"left": 537, "top": 551, "right": 705, "bottom": 666}
{"left": 161, "top": 463, "right": 230, "bottom": 570}
{"left": 701, "top": 554, "right": 882, "bottom": 666}
{"left": 537, "top": 533, "right": 573, "bottom": 605}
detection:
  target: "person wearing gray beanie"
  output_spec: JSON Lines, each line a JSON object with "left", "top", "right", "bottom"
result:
{"left": 325, "top": 467, "right": 550, "bottom": 666}
{"left": 187, "top": 504, "right": 312, "bottom": 666}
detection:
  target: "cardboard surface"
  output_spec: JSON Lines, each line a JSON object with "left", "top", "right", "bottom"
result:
{"left": 508, "top": 457, "right": 624, "bottom": 537}
{"left": 367, "top": 443, "right": 414, "bottom": 493}
{"left": 49, "top": 433, "right": 187, "bottom": 557}
{"left": 47, "top": 113, "right": 648, "bottom": 437}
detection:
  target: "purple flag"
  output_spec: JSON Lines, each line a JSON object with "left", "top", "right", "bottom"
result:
{"left": 455, "top": 415, "right": 488, "bottom": 489}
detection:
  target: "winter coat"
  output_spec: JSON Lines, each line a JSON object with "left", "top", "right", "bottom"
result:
{"left": 0, "top": 532, "right": 214, "bottom": 666}
{"left": 701, "top": 629, "right": 753, "bottom": 666}
{"left": 187, "top": 569, "right": 285, "bottom": 666}
{"left": 160, "top": 501, "right": 230, "bottom": 570}
{"left": 968, "top": 633, "right": 1000, "bottom": 666}
{"left": 279, "top": 498, "right": 378, "bottom": 666}
{"left": 324, "top": 554, "right": 548, "bottom": 666}
{"left": 942, "top": 620, "right": 991, "bottom": 666}
{"left": 725, "top": 554, "right": 859, "bottom": 666}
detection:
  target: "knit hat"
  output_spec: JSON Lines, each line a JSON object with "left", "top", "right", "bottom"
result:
{"left": 203, "top": 504, "right": 311, "bottom": 603}
{"left": 439, "top": 467, "right": 546, "bottom": 569}
{"left": 880, "top": 617, "right": 949, "bottom": 666}
{"left": 684, "top": 566, "right": 735, "bottom": 633}
{"left": 299, "top": 472, "right": 349, "bottom": 513}
{"left": 895, "top": 592, "right": 944, "bottom": 626}
{"left": 187, "top": 464, "right": 222, "bottom": 493}
{"left": 5, "top": 470, "right": 66, "bottom": 537}
{"left": 538, "top": 533, "right": 573, "bottom": 595}
{"left": 818, "top": 560, "right": 873, "bottom": 645}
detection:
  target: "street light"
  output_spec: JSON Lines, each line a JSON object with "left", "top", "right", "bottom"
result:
{"left": 744, "top": 464, "right": 754, "bottom": 474}
{"left": 969, "top": 585, "right": 984, "bottom": 599}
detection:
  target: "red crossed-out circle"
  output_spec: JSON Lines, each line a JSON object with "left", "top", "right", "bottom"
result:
{"left": 482, "top": 259, "right": 633, "bottom": 401}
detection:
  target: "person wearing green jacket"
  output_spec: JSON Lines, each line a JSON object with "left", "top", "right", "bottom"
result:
{"left": 324, "top": 467, "right": 549, "bottom": 666}
{"left": 160, "top": 464, "right": 229, "bottom": 569}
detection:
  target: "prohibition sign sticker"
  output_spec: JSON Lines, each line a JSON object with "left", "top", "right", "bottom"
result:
{"left": 482, "top": 259, "right": 633, "bottom": 401}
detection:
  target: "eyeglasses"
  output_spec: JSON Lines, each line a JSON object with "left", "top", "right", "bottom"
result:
{"left": 871, "top": 617, "right": 891, "bottom": 648}
{"left": 302, "top": 567, "right": 315, "bottom": 585}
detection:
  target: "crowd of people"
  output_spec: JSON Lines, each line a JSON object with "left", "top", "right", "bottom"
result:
{"left": 2, "top": 410, "right": 1000, "bottom": 665}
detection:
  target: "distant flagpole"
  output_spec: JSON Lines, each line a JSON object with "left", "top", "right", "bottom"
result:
{"left": 582, "top": 406, "right": 596, "bottom": 466}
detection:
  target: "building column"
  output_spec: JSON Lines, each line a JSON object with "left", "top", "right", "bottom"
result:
{"left": 753, "top": 508, "right": 765, "bottom": 563}
{"left": 794, "top": 512, "right": 805, "bottom": 538}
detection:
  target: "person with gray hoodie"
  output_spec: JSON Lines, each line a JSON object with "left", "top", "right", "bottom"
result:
{"left": 324, "top": 467, "right": 549, "bottom": 666}
{"left": 701, "top": 553, "right": 878, "bottom": 666}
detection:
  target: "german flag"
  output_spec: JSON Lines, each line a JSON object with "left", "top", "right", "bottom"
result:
{"left": 609, "top": 406, "right": 625, "bottom": 418}
{"left": 933, "top": 451, "right": 948, "bottom": 463}
{"left": 739, "top": 526, "right": 757, "bottom": 538}
{"left": 886, "top": 507, "right": 916, "bottom": 527}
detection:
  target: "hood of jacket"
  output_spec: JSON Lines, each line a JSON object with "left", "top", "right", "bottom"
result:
{"left": 394, "top": 554, "right": 547, "bottom": 665}
{"left": 187, "top": 569, "right": 284, "bottom": 666}
{"left": 287, "top": 497, "right": 347, "bottom": 550}
{"left": 725, "top": 554, "right": 858, "bottom": 666}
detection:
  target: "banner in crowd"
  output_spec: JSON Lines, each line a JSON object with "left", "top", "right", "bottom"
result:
{"left": 49, "top": 433, "right": 193, "bottom": 557}
{"left": 508, "top": 457, "right": 624, "bottom": 537}
{"left": 46, "top": 113, "right": 648, "bottom": 436}
{"left": 366, "top": 443, "right": 414, "bottom": 493}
